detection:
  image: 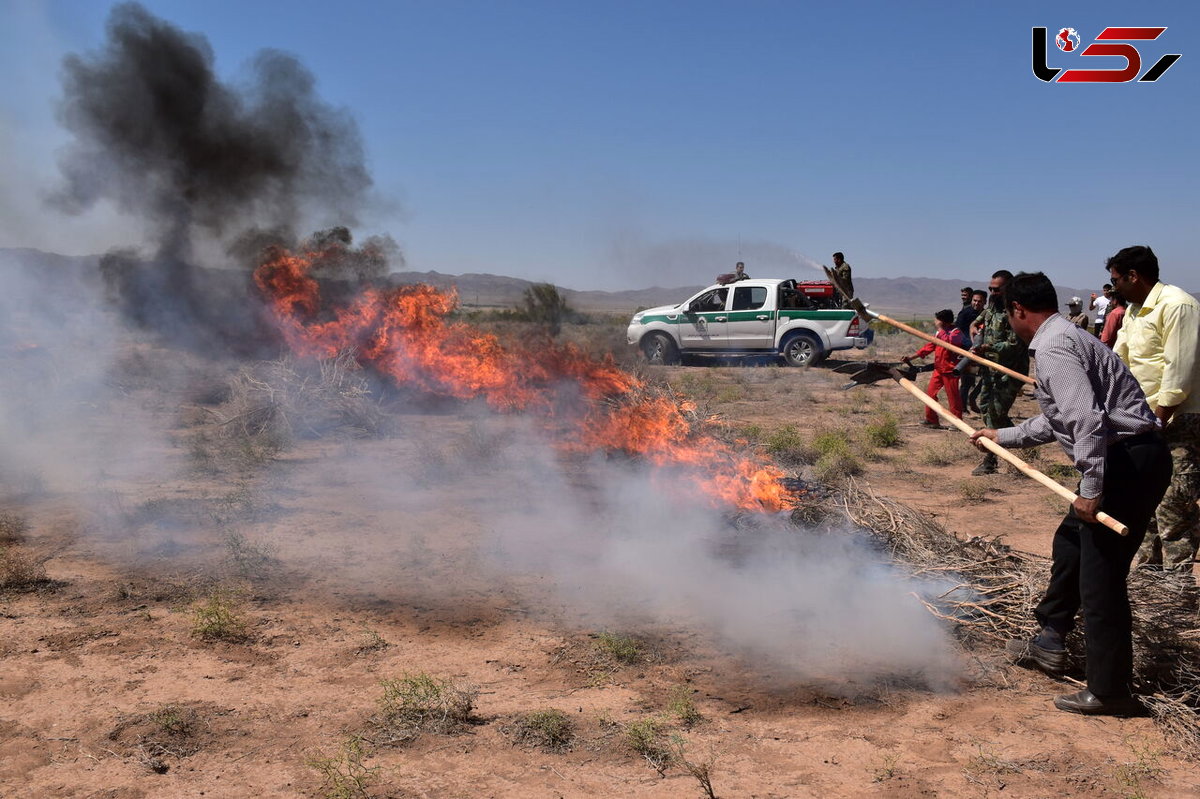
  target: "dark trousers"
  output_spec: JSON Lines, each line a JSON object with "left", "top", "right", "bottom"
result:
{"left": 1034, "top": 433, "right": 1172, "bottom": 698}
{"left": 959, "top": 371, "right": 976, "bottom": 411}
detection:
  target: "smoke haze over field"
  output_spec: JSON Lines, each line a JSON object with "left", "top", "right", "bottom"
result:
{"left": 284, "top": 415, "right": 963, "bottom": 690}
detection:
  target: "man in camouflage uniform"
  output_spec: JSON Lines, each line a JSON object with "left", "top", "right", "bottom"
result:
{"left": 831, "top": 252, "right": 854, "bottom": 309}
{"left": 972, "top": 270, "right": 1031, "bottom": 475}
{"left": 1107, "top": 246, "right": 1200, "bottom": 571}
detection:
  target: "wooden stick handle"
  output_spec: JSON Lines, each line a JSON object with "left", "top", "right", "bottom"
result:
{"left": 879, "top": 314, "right": 1035, "bottom": 385}
{"left": 891, "top": 374, "right": 1129, "bottom": 536}
{"left": 818, "top": 264, "right": 1033, "bottom": 385}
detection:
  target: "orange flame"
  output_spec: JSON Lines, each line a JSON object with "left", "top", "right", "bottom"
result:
{"left": 253, "top": 246, "right": 796, "bottom": 512}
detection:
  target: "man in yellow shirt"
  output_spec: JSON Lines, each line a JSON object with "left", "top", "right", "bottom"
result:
{"left": 1109, "top": 245, "right": 1200, "bottom": 571}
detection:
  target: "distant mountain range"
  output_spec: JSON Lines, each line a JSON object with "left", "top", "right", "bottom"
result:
{"left": 0, "top": 247, "right": 1163, "bottom": 317}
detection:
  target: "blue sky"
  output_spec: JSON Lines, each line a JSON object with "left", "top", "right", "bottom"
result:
{"left": 1, "top": 0, "right": 1196, "bottom": 291}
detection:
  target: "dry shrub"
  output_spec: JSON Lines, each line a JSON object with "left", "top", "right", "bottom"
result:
{"left": 918, "top": 440, "right": 969, "bottom": 466}
{"left": 307, "top": 735, "right": 379, "bottom": 799}
{"left": 625, "top": 717, "right": 673, "bottom": 774}
{"left": 956, "top": 480, "right": 989, "bottom": 504}
{"left": 108, "top": 703, "right": 211, "bottom": 774}
{"left": 0, "top": 512, "right": 29, "bottom": 543}
{"left": 509, "top": 709, "right": 574, "bottom": 752}
{"left": 373, "top": 673, "right": 477, "bottom": 744}
{"left": 199, "top": 352, "right": 391, "bottom": 467}
{"left": 0, "top": 545, "right": 50, "bottom": 592}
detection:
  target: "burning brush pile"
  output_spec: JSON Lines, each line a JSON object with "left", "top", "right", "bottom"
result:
{"left": 252, "top": 241, "right": 797, "bottom": 512}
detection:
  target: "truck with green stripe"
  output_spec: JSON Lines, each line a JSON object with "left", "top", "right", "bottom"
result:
{"left": 627, "top": 278, "right": 872, "bottom": 366}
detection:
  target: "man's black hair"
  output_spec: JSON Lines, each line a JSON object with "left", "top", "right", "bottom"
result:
{"left": 1004, "top": 272, "right": 1057, "bottom": 313}
{"left": 832, "top": 251, "right": 844, "bottom": 259}
{"left": 961, "top": 285, "right": 973, "bottom": 293}
{"left": 1106, "top": 245, "right": 1160, "bottom": 283}
{"left": 1103, "top": 283, "right": 1113, "bottom": 290}
{"left": 971, "top": 289, "right": 987, "bottom": 299}
{"left": 992, "top": 269, "right": 1014, "bottom": 281}
{"left": 935, "top": 308, "right": 954, "bottom": 324}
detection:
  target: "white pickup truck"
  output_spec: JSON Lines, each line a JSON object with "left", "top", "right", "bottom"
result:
{"left": 627, "top": 278, "right": 873, "bottom": 366}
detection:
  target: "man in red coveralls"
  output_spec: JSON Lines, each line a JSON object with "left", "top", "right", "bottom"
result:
{"left": 903, "top": 309, "right": 967, "bottom": 428}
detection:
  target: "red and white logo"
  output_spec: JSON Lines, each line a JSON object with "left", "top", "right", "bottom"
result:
{"left": 1056, "top": 28, "right": 1080, "bottom": 51}
{"left": 1033, "top": 26, "right": 1181, "bottom": 82}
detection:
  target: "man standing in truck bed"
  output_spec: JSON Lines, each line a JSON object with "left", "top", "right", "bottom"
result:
{"left": 972, "top": 269, "right": 1031, "bottom": 475}
{"left": 831, "top": 252, "right": 853, "bottom": 309}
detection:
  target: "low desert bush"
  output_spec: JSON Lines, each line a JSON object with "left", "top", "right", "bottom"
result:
{"left": 0, "top": 545, "right": 49, "bottom": 592}
{"left": 0, "top": 512, "right": 29, "bottom": 543}
{"left": 957, "top": 480, "right": 989, "bottom": 504}
{"left": 190, "top": 587, "right": 250, "bottom": 642}
{"left": 109, "top": 702, "right": 206, "bottom": 774}
{"left": 864, "top": 413, "right": 902, "bottom": 448}
{"left": 222, "top": 531, "right": 277, "bottom": 580}
{"left": 667, "top": 685, "right": 703, "bottom": 727}
{"left": 307, "top": 735, "right": 379, "bottom": 799}
{"left": 511, "top": 709, "right": 574, "bottom": 752}
{"left": 672, "top": 735, "right": 718, "bottom": 799}
{"left": 1044, "top": 463, "right": 1078, "bottom": 485}
{"left": 197, "top": 352, "right": 392, "bottom": 473}
{"left": 594, "top": 631, "right": 646, "bottom": 665}
{"left": 764, "top": 424, "right": 814, "bottom": 465}
{"left": 375, "top": 673, "right": 477, "bottom": 742}
{"left": 811, "top": 429, "right": 865, "bottom": 482}
{"left": 625, "top": 717, "right": 673, "bottom": 774}
{"left": 918, "top": 440, "right": 969, "bottom": 466}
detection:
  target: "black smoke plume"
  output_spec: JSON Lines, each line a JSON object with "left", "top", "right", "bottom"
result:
{"left": 53, "top": 2, "right": 376, "bottom": 349}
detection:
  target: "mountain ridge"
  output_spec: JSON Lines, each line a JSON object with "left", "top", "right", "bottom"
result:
{"left": 0, "top": 247, "right": 1146, "bottom": 317}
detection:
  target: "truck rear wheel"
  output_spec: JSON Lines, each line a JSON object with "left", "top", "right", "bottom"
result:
{"left": 781, "top": 332, "right": 824, "bottom": 367}
{"left": 642, "top": 332, "right": 681, "bottom": 365}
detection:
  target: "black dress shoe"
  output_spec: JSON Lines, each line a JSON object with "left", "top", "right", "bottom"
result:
{"left": 1054, "top": 689, "right": 1143, "bottom": 716}
{"left": 1005, "top": 638, "right": 1067, "bottom": 675}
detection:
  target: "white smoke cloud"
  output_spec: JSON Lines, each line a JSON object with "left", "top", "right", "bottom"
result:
{"left": 296, "top": 412, "right": 962, "bottom": 692}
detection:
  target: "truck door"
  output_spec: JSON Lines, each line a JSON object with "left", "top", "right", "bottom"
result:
{"left": 726, "top": 285, "right": 774, "bottom": 349}
{"left": 679, "top": 287, "right": 729, "bottom": 350}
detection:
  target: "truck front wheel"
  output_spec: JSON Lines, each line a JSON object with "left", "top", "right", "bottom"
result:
{"left": 642, "top": 332, "right": 681, "bottom": 365}
{"left": 781, "top": 332, "right": 824, "bottom": 367}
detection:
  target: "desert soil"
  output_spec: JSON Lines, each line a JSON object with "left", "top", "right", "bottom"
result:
{"left": 2, "top": 324, "right": 1197, "bottom": 799}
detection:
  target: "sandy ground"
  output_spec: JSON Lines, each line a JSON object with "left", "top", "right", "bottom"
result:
{"left": 2, "top": 326, "right": 1198, "bottom": 799}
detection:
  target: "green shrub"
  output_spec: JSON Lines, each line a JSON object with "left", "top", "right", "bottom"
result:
{"left": 625, "top": 718, "right": 672, "bottom": 774}
{"left": 190, "top": 587, "right": 250, "bottom": 642}
{"left": 864, "top": 414, "right": 902, "bottom": 448}
{"left": 667, "top": 685, "right": 703, "bottom": 726}
{"left": 595, "top": 631, "right": 645, "bottom": 665}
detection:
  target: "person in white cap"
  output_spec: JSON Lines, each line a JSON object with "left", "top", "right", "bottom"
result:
{"left": 1065, "top": 297, "right": 1089, "bottom": 329}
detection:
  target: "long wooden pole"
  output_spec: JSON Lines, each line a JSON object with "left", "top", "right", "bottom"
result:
{"left": 821, "top": 265, "right": 1035, "bottom": 385}
{"left": 888, "top": 370, "right": 1128, "bottom": 536}
{"left": 874, "top": 311, "right": 1035, "bottom": 385}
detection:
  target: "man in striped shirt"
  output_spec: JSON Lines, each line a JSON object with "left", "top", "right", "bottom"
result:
{"left": 971, "top": 272, "right": 1171, "bottom": 716}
